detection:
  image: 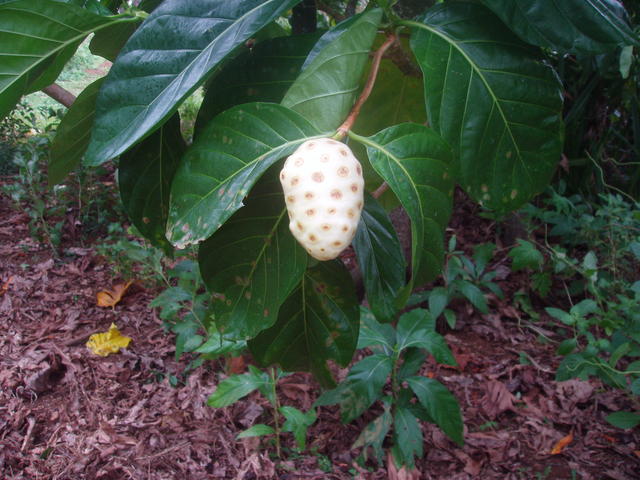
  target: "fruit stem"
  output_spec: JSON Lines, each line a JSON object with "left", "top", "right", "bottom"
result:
{"left": 335, "top": 33, "right": 397, "bottom": 139}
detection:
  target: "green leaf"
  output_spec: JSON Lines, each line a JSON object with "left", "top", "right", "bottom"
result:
{"left": 457, "top": 281, "right": 488, "bottom": 314}
{"left": 0, "top": 0, "right": 136, "bottom": 120}
{"left": 357, "top": 307, "right": 396, "bottom": 350}
{"left": 195, "top": 331, "right": 246, "bottom": 356}
{"left": 406, "top": 376, "right": 464, "bottom": 446}
{"left": 428, "top": 287, "right": 449, "bottom": 319}
{"left": 89, "top": 19, "right": 138, "bottom": 61}
{"left": 194, "top": 32, "right": 321, "bottom": 137}
{"left": 354, "top": 123, "right": 454, "bottom": 288}
{"left": 198, "top": 166, "right": 308, "bottom": 339}
{"left": 353, "top": 193, "right": 406, "bottom": 322}
{"left": 396, "top": 309, "right": 456, "bottom": 365}
{"left": 84, "top": 0, "right": 301, "bottom": 165}
{"left": 393, "top": 407, "right": 423, "bottom": 468}
{"left": 49, "top": 78, "right": 103, "bottom": 185}
{"left": 352, "top": 406, "right": 392, "bottom": 464}
{"left": 282, "top": 9, "right": 383, "bottom": 131}
{"left": 556, "top": 338, "right": 577, "bottom": 356}
{"left": 167, "top": 102, "right": 322, "bottom": 249}
{"left": 280, "top": 406, "right": 317, "bottom": 450}
{"left": 408, "top": 2, "right": 564, "bottom": 213}
{"left": 397, "top": 347, "right": 427, "bottom": 381}
{"left": 237, "top": 424, "right": 275, "bottom": 439}
{"left": 508, "top": 240, "right": 543, "bottom": 271}
{"left": 315, "top": 353, "right": 393, "bottom": 423}
{"left": 605, "top": 411, "right": 640, "bottom": 429}
{"left": 480, "top": 0, "right": 639, "bottom": 54}
{"left": 207, "top": 371, "right": 267, "bottom": 408}
{"left": 248, "top": 261, "right": 360, "bottom": 386}
{"left": 546, "top": 307, "right": 575, "bottom": 325}
{"left": 119, "top": 113, "right": 185, "bottom": 254}
{"left": 570, "top": 299, "right": 599, "bottom": 317}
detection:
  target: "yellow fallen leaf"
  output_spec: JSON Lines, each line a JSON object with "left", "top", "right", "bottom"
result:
{"left": 96, "top": 280, "right": 133, "bottom": 308}
{"left": 86, "top": 323, "right": 132, "bottom": 356}
{"left": 1, "top": 275, "right": 14, "bottom": 296}
{"left": 550, "top": 431, "right": 573, "bottom": 454}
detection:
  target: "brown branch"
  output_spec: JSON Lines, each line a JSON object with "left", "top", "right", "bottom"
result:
{"left": 372, "top": 181, "right": 389, "bottom": 199}
{"left": 337, "top": 34, "right": 397, "bottom": 138}
{"left": 41, "top": 83, "right": 76, "bottom": 108}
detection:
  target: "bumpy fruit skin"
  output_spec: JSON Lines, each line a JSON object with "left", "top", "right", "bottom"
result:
{"left": 280, "top": 138, "right": 364, "bottom": 261}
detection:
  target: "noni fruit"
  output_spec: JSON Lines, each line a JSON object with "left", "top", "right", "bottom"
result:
{"left": 280, "top": 138, "right": 364, "bottom": 261}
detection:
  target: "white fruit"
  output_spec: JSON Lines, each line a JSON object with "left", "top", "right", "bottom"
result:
{"left": 280, "top": 138, "right": 364, "bottom": 261}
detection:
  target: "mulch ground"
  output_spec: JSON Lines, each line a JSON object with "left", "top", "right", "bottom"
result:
{"left": 1, "top": 182, "right": 639, "bottom": 480}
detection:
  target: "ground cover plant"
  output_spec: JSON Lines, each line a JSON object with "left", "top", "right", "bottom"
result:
{"left": 1, "top": 0, "right": 639, "bottom": 476}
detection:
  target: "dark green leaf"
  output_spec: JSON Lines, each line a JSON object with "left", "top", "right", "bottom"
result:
{"left": 0, "top": 0, "right": 135, "bottom": 119}
{"left": 167, "top": 102, "right": 322, "bottom": 249}
{"left": 355, "top": 123, "right": 454, "bottom": 288}
{"left": 249, "top": 261, "right": 360, "bottom": 386}
{"left": 396, "top": 309, "right": 456, "bottom": 365}
{"left": 207, "top": 372, "right": 267, "bottom": 407}
{"left": 398, "top": 347, "right": 427, "bottom": 381}
{"left": 84, "top": 0, "right": 301, "bottom": 165}
{"left": 282, "top": 9, "right": 383, "bottom": 131}
{"left": 357, "top": 307, "right": 396, "bottom": 350}
{"left": 315, "top": 353, "right": 392, "bottom": 423}
{"left": 198, "top": 166, "right": 308, "bottom": 338}
{"left": 508, "top": 240, "right": 544, "bottom": 271}
{"left": 407, "top": 376, "right": 464, "bottom": 446}
{"left": 428, "top": 287, "right": 449, "bottom": 318}
{"left": 556, "top": 338, "right": 577, "bottom": 356}
{"left": 237, "top": 424, "right": 275, "bottom": 438}
{"left": 195, "top": 331, "right": 246, "bottom": 356}
{"left": 49, "top": 78, "right": 103, "bottom": 185}
{"left": 393, "top": 407, "right": 423, "bottom": 468}
{"left": 119, "top": 113, "right": 185, "bottom": 254}
{"left": 353, "top": 192, "right": 406, "bottom": 322}
{"left": 605, "top": 411, "right": 640, "bottom": 429}
{"left": 194, "top": 33, "right": 321, "bottom": 136}
{"left": 89, "top": 20, "right": 138, "bottom": 61}
{"left": 408, "top": 2, "right": 564, "bottom": 213}
{"left": 458, "top": 282, "right": 488, "bottom": 314}
{"left": 480, "top": 0, "right": 639, "bottom": 54}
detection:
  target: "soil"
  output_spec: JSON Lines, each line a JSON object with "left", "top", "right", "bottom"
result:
{"left": 1, "top": 183, "right": 639, "bottom": 480}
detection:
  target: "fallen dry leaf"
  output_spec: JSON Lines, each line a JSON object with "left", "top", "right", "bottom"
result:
{"left": 550, "top": 431, "right": 574, "bottom": 454}
{"left": 482, "top": 380, "right": 517, "bottom": 419}
{"left": 0, "top": 275, "right": 13, "bottom": 296}
{"left": 96, "top": 280, "right": 133, "bottom": 308}
{"left": 387, "top": 451, "right": 421, "bottom": 480}
{"left": 86, "top": 323, "right": 132, "bottom": 357}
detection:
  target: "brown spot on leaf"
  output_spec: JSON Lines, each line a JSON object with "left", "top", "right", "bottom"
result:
{"left": 306, "top": 209, "right": 316, "bottom": 216}
{"left": 337, "top": 166, "right": 349, "bottom": 177}
{"left": 333, "top": 241, "right": 342, "bottom": 247}
{"left": 321, "top": 224, "right": 331, "bottom": 231}
{"left": 297, "top": 222, "right": 304, "bottom": 231}
{"left": 304, "top": 192, "right": 314, "bottom": 200}
{"left": 330, "top": 189, "right": 342, "bottom": 200}
{"left": 347, "top": 209, "right": 355, "bottom": 218}
{"left": 328, "top": 208, "right": 337, "bottom": 215}
{"left": 339, "top": 148, "right": 348, "bottom": 156}
{"left": 312, "top": 172, "right": 324, "bottom": 183}
{"left": 287, "top": 195, "right": 295, "bottom": 203}
{"left": 350, "top": 184, "right": 358, "bottom": 193}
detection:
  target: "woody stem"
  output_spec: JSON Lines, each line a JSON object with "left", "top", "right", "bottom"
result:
{"left": 336, "top": 33, "right": 397, "bottom": 138}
